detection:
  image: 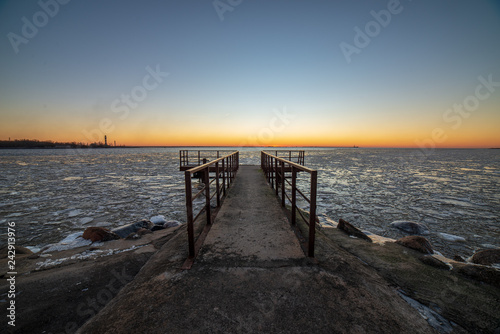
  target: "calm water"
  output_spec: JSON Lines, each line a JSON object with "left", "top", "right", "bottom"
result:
{"left": 0, "top": 147, "right": 498, "bottom": 259}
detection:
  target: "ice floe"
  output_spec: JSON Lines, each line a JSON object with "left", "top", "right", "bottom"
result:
{"left": 438, "top": 233, "right": 466, "bottom": 242}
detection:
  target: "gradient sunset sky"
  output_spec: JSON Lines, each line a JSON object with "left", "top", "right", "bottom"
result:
{"left": 1, "top": 0, "right": 499, "bottom": 148}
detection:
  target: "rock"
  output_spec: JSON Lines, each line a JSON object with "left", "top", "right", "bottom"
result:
{"left": 438, "top": 232, "right": 466, "bottom": 242}
{"left": 126, "top": 233, "right": 141, "bottom": 240}
{"left": 82, "top": 227, "right": 120, "bottom": 242}
{"left": 453, "top": 263, "right": 500, "bottom": 288}
{"left": 150, "top": 215, "right": 167, "bottom": 225}
{"left": 136, "top": 228, "right": 152, "bottom": 236}
{"left": 112, "top": 220, "right": 154, "bottom": 238}
{"left": 151, "top": 221, "right": 182, "bottom": 231}
{"left": 165, "top": 221, "right": 182, "bottom": 228}
{"left": 151, "top": 225, "right": 165, "bottom": 232}
{"left": 419, "top": 255, "right": 450, "bottom": 270}
{"left": 0, "top": 246, "right": 33, "bottom": 259}
{"left": 470, "top": 249, "right": 500, "bottom": 266}
{"left": 125, "top": 227, "right": 154, "bottom": 240}
{"left": 395, "top": 236, "right": 433, "bottom": 254}
{"left": 337, "top": 219, "right": 372, "bottom": 242}
{"left": 17, "top": 246, "right": 34, "bottom": 255}
{"left": 390, "top": 221, "right": 429, "bottom": 235}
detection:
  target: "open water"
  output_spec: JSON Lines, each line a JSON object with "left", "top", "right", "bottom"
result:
{"left": 0, "top": 147, "right": 498, "bottom": 259}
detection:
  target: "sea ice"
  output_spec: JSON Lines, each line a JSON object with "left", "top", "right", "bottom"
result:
{"left": 68, "top": 209, "right": 82, "bottom": 217}
{"left": 438, "top": 233, "right": 466, "bottom": 242}
{"left": 79, "top": 217, "right": 94, "bottom": 225}
{"left": 42, "top": 232, "right": 100, "bottom": 253}
{"left": 150, "top": 215, "right": 166, "bottom": 224}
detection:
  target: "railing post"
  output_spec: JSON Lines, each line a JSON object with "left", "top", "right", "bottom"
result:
{"left": 275, "top": 158, "right": 279, "bottom": 196}
{"left": 222, "top": 158, "right": 226, "bottom": 197}
{"left": 204, "top": 168, "right": 212, "bottom": 225}
{"left": 229, "top": 154, "right": 233, "bottom": 182}
{"left": 270, "top": 156, "right": 273, "bottom": 187}
{"left": 185, "top": 171, "right": 195, "bottom": 258}
{"left": 281, "top": 161, "right": 285, "bottom": 207}
{"left": 291, "top": 166, "right": 297, "bottom": 225}
{"left": 216, "top": 161, "right": 220, "bottom": 207}
{"left": 308, "top": 170, "right": 317, "bottom": 258}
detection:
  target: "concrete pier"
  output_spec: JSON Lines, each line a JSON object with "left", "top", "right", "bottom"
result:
{"left": 77, "top": 165, "right": 434, "bottom": 333}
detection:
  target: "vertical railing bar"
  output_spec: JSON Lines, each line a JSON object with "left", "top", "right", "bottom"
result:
{"left": 204, "top": 168, "right": 212, "bottom": 225}
{"left": 308, "top": 170, "right": 317, "bottom": 257}
{"left": 216, "top": 161, "right": 220, "bottom": 207}
{"left": 222, "top": 158, "right": 226, "bottom": 197}
{"left": 275, "top": 158, "right": 279, "bottom": 196}
{"left": 270, "top": 156, "right": 274, "bottom": 188}
{"left": 185, "top": 171, "right": 195, "bottom": 258}
{"left": 292, "top": 166, "right": 297, "bottom": 225}
{"left": 281, "top": 161, "right": 285, "bottom": 207}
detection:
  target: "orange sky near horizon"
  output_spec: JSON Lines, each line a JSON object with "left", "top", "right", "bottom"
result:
{"left": 2, "top": 101, "right": 499, "bottom": 148}
{"left": 3, "top": 122, "right": 498, "bottom": 148}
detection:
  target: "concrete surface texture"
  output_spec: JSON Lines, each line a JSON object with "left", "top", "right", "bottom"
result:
{"left": 78, "top": 166, "right": 435, "bottom": 333}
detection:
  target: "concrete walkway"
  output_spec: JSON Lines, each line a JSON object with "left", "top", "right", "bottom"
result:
{"left": 78, "top": 166, "right": 434, "bottom": 333}
{"left": 200, "top": 165, "right": 304, "bottom": 263}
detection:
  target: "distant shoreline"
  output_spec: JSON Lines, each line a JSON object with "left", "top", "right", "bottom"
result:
{"left": 2, "top": 146, "right": 498, "bottom": 150}
{"left": 1, "top": 139, "right": 498, "bottom": 150}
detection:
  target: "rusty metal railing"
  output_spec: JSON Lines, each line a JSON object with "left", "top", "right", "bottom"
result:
{"left": 261, "top": 151, "right": 317, "bottom": 257}
{"left": 182, "top": 151, "right": 239, "bottom": 268}
{"left": 263, "top": 150, "right": 305, "bottom": 165}
{"left": 179, "top": 150, "right": 233, "bottom": 171}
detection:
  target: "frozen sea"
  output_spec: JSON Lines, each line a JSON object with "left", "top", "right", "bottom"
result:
{"left": 0, "top": 147, "right": 498, "bottom": 259}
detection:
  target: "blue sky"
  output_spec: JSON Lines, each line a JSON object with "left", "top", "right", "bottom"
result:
{"left": 1, "top": 0, "right": 499, "bottom": 147}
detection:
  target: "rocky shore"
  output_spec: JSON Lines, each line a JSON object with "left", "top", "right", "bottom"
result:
{"left": 1, "top": 215, "right": 499, "bottom": 333}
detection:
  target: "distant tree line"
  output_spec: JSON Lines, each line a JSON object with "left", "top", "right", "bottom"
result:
{"left": 0, "top": 139, "right": 111, "bottom": 149}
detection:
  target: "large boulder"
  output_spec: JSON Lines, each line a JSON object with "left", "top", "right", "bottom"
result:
{"left": 396, "top": 236, "right": 433, "bottom": 254}
{"left": 453, "top": 263, "right": 500, "bottom": 288}
{"left": 82, "top": 227, "right": 120, "bottom": 242}
{"left": 390, "top": 221, "right": 430, "bottom": 235}
{"left": 470, "top": 249, "right": 500, "bottom": 266}
{"left": 337, "top": 219, "right": 372, "bottom": 242}
{"left": 419, "top": 255, "right": 450, "bottom": 270}
{"left": 112, "top": 220, "right": 154, "bottom": 238}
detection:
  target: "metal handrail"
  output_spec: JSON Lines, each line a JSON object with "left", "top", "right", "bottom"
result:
{"left": 263, "top": 150, "right": 305, "bottom": 165}
{"left": 261, "top": 151, "right": 317, "bottom": 257}
{"left": 184, "top": 151, "right": 239, "bottom": 262}
{"left": 180, "top": 150, "right": 234, "bottom": 169}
